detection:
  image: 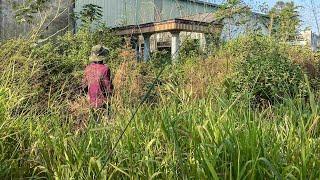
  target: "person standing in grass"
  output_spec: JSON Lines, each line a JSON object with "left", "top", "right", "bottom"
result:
{"left": 83, "top": 45, "right": 114, "bottom": 121}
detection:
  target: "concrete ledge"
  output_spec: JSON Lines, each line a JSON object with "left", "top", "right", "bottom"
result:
{"left": 113, "top": 18, "right": 223, "bottom": 36}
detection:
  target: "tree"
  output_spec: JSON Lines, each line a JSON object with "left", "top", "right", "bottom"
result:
{"left": 79, "top": 4, "right": 103, "bottom": 25}
{"left": 215, "top": 0, "right": 250, "bottom": 22}
{"left": 215, "top": 0, "right": 251, "bottom": 39}
{"left": 268, "top": 1, "right": 301, "bottom": 41}
{"left": 12, "top": 0, "right": 50, "bottom": 24}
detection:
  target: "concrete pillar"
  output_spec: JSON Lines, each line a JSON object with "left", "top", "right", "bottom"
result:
{"left": 143, "top": 33, "right": 151, "bottom": 61}
{"left": 139, "top": 41, "right": 143, "bottom": 58}
{"left": 171, "top": 31, "right": 180, "bottom": 61}
{"left": 200, "top": 33, "right": 207, "bottom": 52}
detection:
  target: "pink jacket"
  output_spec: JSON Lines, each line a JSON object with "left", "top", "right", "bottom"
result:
{"left": 83, "top": 63, "right": 113, "bottom": 108}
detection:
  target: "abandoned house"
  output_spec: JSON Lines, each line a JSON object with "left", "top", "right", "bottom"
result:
{"left": 1, "top": 0, "right": 269, "bottom": 60}
{"left": 74, "top": 0, "right": 269, "bottom": 60}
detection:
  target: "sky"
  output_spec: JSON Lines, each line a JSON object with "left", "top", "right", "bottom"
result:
{"left": 207, "top": 0, "right": 320, "bottom": 34}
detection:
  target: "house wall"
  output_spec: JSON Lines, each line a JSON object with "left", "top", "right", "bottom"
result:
{"left": 221, "top": 13, "right": 269, "bottom": 41}
{"left": 74, "top": 0, "right": 217, "bottom": 27}
{"left": 160, "top": 0, "right": 216, "bottom": 21}
{"left": 75, "top": 0, "right": 154, "bottom": 27}
{"left": 299, "top": 30, "right": 319, "bottom": 51}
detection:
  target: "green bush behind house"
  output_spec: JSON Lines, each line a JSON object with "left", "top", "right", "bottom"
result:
{"left": 223, "top": 35, "right": 308, "bottom": 106}
{"left": 227, "top": 51, "right": 305, "bottom": 105}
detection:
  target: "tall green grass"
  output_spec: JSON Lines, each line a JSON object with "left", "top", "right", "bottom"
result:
{"left": 0, "top": 34, "right": 320, "bottom": 179}
{"left": 1, "top": 82, "right": 319, "bottom": 179}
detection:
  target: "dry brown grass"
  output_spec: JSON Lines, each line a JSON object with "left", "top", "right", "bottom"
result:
{"left": 112, "top": 60, "right": 147, "bottom": 109}
{"left": 118, "top": 48, "right": 136, "bottom": 60}
{"left": 183, "top": 56, "right": 230, "bottom": 99}
{"left": 68, "top": 97, "right": 90, "bottom": 131}
{"left": 281, "top": 46, "right": 320, "bottom": 79}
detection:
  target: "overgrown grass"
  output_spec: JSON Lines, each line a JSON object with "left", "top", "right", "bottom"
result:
{"left": 0, "top": 32, "right": 320, "bottom": 179}
{"left": 1, "top": 86, "right": 319, "bottom": 179}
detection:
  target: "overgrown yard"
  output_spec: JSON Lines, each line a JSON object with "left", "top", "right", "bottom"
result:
{"left": 1, "top": 30, "right": 320, "bottom": 179}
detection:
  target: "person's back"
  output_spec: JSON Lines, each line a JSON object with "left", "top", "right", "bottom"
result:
{"left": 83, "top": 45, "right": 113, "bottom": 109}
{"left": 84, "top": 62, "right": 113, "bottom": 108}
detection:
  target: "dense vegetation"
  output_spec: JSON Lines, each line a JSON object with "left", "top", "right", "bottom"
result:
{"left": 1, "top": 25, "right": 320, "bottom": 179}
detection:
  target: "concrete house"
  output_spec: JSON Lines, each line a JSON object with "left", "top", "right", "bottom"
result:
{"left": 75, "top": 0, "right": 269, "bottom": 60}
{"left": 1, "top": 0, "right": 269, "bottom": 59}
{"left": 294, "top": 29, "right": 320, "bottom": 51}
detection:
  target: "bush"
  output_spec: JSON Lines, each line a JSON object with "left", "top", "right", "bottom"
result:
{"left": 226, "top": 51, "right": 306, "bottom": 106}
{"left": 150, "top": 50, "right": 171, "bottom": 68}
{"left": 178, "top": 38, "right": 201, "bottom": 61}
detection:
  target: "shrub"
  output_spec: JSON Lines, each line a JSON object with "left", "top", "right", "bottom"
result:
{"left": 221, "top": 34, "right": 320, "bottom": 80}
{"left": 150, "top": 50, "right": 171, "bottom": 68}
{"left": 226, "top": 51, "right": 306, "bottom": 106}
{"left": 178, "top": 38, "right": 201, "bottom": 61}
